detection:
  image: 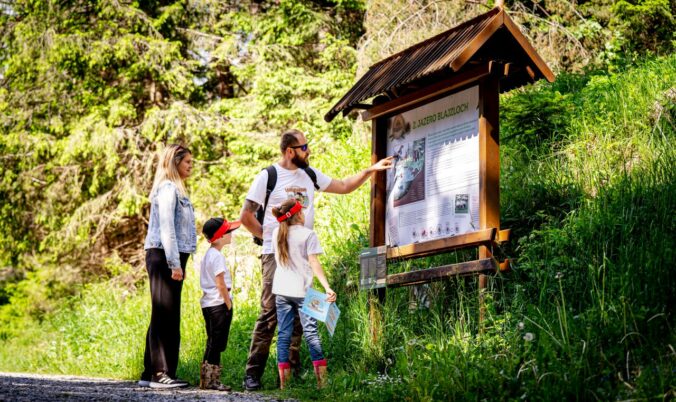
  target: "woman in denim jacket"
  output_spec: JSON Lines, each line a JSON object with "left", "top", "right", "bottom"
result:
{"left": 139, "top": 144, "right": 197, "bottom": 389}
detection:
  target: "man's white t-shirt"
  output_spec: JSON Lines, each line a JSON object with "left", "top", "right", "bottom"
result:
{"left": 245, "top": 163, "right": 331, "bottom": 254}
{"left": 200, "top": 247, "right": 233, "bottom": 308}
{"left": 271, "top": 225, "right": 324, "bottom": 298}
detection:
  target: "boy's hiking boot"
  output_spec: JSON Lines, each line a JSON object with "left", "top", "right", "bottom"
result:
{"left": 199, "top": 361, "right": 231, "bottom": 392}
{"left": 243, "top": 375, "right": 261, "bottom": 391}
{"left": 149, "top": 372, "right": 189, "bottom": 389}
{"left": 199, "top": 361, "right": 210, "bottom": 389}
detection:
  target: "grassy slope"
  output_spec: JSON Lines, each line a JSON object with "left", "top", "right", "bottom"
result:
{"left": 1, "top": 56, "right": 674, "bottom": 400}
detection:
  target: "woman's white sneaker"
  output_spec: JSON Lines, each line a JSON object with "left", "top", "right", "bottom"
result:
{"left": 149, "top": 373, "right": 189, "bottom": 389}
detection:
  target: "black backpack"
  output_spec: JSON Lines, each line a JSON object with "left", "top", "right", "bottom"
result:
{"left": 253, "top": 165, "right": 320, "bottom": 245}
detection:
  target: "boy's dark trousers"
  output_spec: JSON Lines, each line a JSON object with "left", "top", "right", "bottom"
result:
{"left": 202, "top": 303, "right": 233, "bottom": 365}
{"left": 245, "top": 253, "right": 303, "bottom": 380}
{"left": 141, "top": 249, "right": 189, "bottom": 380}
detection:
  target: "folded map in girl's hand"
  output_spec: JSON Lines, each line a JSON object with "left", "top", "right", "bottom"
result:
{"left": 302, "top": 288, "right": 341, "bottom": 336}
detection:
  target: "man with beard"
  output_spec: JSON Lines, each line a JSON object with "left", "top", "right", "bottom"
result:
{"left": 239, "top": 128, "right": 393, "bottom": 390}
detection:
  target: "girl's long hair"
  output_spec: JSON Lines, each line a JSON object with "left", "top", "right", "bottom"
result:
{"left": 271, "top": 198, "right": 303, "bottom": 266}
{"left": 150, "top": 144, "right": 191, "bottom": 197}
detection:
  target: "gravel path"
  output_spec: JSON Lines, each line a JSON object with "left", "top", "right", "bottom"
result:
{"left": 0, "top": 372, "right": 292, "bottom": 402}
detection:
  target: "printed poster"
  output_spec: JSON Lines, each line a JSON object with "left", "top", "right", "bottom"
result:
{"left": 386, "top": 86, "right": 480, "bottom": 247}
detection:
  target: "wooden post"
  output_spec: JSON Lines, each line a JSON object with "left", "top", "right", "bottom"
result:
{"left": 478, "top": 74, "right": 500, "bottom": 329}
{"left": 370, "top": 116, "right": 388, "bottom": 302}
{"left": 368, "top": 116, "right": 388, "bottom": 345}
{"left": 369, "top": 117, "right": 387, "bottom": 241}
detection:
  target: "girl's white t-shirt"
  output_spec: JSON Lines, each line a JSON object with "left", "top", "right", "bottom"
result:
{"left": 271, "top": 225, "right": 324, "bottom": 298}
{"left": 245, "top": 164, "right": 331, "bottom": 254}
{"left": 199, "top": 247, "right": 233, "bottom": 308}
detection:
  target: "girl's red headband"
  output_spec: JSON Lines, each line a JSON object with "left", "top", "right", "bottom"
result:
{"left": 277, "top": 201, "right": 303, "bottom": 222}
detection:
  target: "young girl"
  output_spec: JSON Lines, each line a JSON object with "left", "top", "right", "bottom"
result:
{"left": 271, "top": 198, "right": 337, "bottom": 389}
{"left": 199, "top": 217, "right": 241, "bottom": 391}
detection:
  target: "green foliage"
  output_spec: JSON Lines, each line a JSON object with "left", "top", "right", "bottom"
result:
{"left": 0, "top": 0, "right": 361, "bottom": 315}
{"left": 501, "top": 86, "right": 573, "bottom": 148}
{"left": 1, "top": 1, "right": 675, "bottom": 401}
{"left": 612, "top": 0, "right": 676, "bottom": 56}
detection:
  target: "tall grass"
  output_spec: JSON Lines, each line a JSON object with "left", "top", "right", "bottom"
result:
{"left": 1, "top": 55, "right": 674, "bottom": 400}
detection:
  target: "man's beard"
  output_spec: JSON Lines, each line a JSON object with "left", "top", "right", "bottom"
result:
{"left": 292, "top": 154, "right": 309, "bottom": 169}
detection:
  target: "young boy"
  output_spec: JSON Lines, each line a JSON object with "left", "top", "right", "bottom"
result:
{"left": 199, "top": 217, "right": 240, "bottom": 391}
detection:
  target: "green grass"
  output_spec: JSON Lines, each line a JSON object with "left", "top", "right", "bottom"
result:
{"left": 1, "top": 55, "right": 675, "bottom": 400}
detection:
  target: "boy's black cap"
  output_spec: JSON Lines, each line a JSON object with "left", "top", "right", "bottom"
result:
{"left": 202, "top": 217, "right": 241, "bottom": 242}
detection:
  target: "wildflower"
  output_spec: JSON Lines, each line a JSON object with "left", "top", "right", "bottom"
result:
{"left": 523, "top": 332, "right": 534, "bottom": 342}
{"left": 555, "top": 271, "right": 563, "bottom": 279}
{"left": 517, "top": 322, "right": 525, "bottom": 330}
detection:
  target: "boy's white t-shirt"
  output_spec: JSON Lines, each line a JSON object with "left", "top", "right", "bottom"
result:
{"left": 245, "top": 164, "right": 331, "bottom": 254}
{"left": 271, "top": 225, "right": 324, "bottom": 298}
{"left": 200, "top": 247, "right": 233, "bottom": 308}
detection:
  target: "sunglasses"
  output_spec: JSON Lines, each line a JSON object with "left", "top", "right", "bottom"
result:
{"left": 290, "top": 143, "right": 308, "bottom": 152}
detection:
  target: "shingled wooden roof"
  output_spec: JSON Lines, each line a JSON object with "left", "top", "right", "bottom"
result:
{"left": 325, "top": 7, "right": 554, "bottom": 122}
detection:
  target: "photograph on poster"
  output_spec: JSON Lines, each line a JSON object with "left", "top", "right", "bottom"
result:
{"left": 385, "top": 86, "right": 480, "bottom": 248}
{"left": 391, "top": 138, "right": 425, "bottom": 207}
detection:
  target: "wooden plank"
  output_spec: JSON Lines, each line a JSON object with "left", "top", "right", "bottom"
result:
{"left": 386, "top": 258, "right": 498, "bottom": 288}
{"left": 525, "top": 65, "right": 536, "bottom": 81}
{"left": 497, "top": 228, "right": 511, "bottom": 243}
{"left": 450, "top": 10, "right": 504, "bottom": 71}
{"left": 361, "top": 64, "right": 490, "bottom": 121}
{"left": 386, "top": 228, "right": 496, "bottom": 261}
{"left": 502, "top": 12, "right": 555, "bottom": 83}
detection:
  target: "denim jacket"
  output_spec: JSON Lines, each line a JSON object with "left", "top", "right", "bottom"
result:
{"left": 144, "top": 180, "right": 197, "bottom": 269}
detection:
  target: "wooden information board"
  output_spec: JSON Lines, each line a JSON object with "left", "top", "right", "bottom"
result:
{"left": 327, "top": 6, "right": 554, "bottom": 300}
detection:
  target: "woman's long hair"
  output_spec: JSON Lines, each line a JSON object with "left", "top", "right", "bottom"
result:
{"left": 271, "top": 198, "right": 303, "bottom": 266}
{"left": 150, "top": 144, "right": 191, "bottom": 197}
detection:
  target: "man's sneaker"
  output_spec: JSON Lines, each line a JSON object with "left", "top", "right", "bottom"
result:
{"left": 149, "top": 372, "right": 189, "bottom": 389}
{"left": 243, "top": 375, "right": 261, "bottom": 391}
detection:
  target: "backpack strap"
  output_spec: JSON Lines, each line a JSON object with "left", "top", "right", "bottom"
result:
{"left": 303, "top": 167, "right": 320, "bottom": 190}
{"left": 258, "top": 165, "right": 278, "bottom": 225}
{"left": 258, "top": 165, "right": 318, "bottom": 226}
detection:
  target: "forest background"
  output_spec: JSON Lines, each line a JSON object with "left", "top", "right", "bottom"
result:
{"left": 0, "top": 0, "right": 674, "bottom": 400}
